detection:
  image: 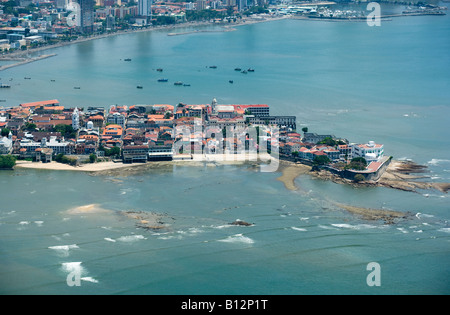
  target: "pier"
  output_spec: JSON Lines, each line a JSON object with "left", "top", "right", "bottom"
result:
{"left": 0, "top": 54, "right": 57, "bottom": 71}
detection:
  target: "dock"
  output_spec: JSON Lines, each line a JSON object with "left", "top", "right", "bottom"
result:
{"left": 0, "top": 54, "right": 57, "bottom": 71}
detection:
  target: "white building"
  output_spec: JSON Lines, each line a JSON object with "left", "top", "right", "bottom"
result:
{"left": 72, "top": 107, "right": 80, "bottom": 130}
{"left": 353, "top": 141, "right": 384, "bottom": 162}
{"left": 138, "top": 0, "right": 152, "bottom": 18}
{"left": 107, "top": 112, "right": 126, "bottom": 128}
{"left": 0, "top": 132, "right": 13, "bottom": 154}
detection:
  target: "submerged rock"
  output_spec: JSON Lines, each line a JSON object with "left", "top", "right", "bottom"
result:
{"left": 229, "top": 219, "right": 253, "bottom": 226}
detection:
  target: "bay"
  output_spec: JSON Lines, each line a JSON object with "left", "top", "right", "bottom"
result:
{"left": 0, "top": 5, "right": 449, "bottom": 295}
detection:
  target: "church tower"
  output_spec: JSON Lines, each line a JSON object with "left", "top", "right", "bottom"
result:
{"left": 72, "top": 107, "right": 80, "bottom": 131}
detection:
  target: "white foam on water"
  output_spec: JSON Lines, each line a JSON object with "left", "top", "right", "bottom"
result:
{"left": 437, "top": 227, "right": 450, "bottom": 233}
{"left": 49, "top": 244, "right": 79, "bottom": 257}
{"left": 299, "top": 217, "right": 309, "bottom": 221}
{"left": 427, "top": 159, "right": 450, "bottom": 166}
{"left": 116, "top": 235, "right": 146, "bottom": 242}
{"left": 397, "top": 227, "right": 409, "bottom": 234}
{"left": 19, "top": 221, "right": 30, "bottom": 225}
{"left": 415, "top": 213, "right": 435, "bottom": 219}
{"left": 34, "top": 221, "right": 44, "bottom": 226}
{"left": 104, "top": 238, "right": 116, "bottom": 242}
{"left": 81, "top": 277, "right": 99, "bottom": 283}
{"left": 331, "top": 223, "right": 379, "bottom": 230}
{"left": 218, "top": 234, "right": 254, "bottom": 244}
{"left": 291, "top": 227, "right": 307, "bottom": 232}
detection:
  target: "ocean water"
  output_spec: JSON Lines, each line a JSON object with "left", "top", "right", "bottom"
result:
{"left": 0, "top": 5, "right": 449, "bottom": 295}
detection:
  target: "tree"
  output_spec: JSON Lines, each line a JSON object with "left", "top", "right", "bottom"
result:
{"left": 313, "top": 155, "right": 330, "bottom": 166}
{"left": 1, "top": 128, "right": 10, "bottom": 137}
{"left": 0, "top": 155, "right": 16, "bottom": 169}
{"left": 89, "top": 153, "right": 97, "bottom": 163}
{"left": 354, "top": 174, "right": 365, "bottom": 183}
{"left": 346, "top": 157, "right": 367, "bottom": 171}
{"left": 301, "top": 127, "right": 308, "bottom": 134}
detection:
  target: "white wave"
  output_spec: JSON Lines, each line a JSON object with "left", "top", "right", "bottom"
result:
{"left": 427, "top": 159, "right": 450, "bottom": 166}
{"left": 187, "top": 227, "right": 204, "bottom": 234}
{"left": 299, "top": 217, "right": 309, "bottom": 221}
{"left": 61, "top": 262, "right": 83, "bottom": 274}
{"left": 331, "top": 223, "right": 378, "bottom": 230}
{"left": 117, "top": 235, "right": 146, "bottom": 242}
{"left": 397, "top": 227, "right": 408, "bottom": 234}
{"left": 212, "top": 224, "right": 232, "bottom": 229}
{"left": 437, "top": 227, "right": 450, "bottom": 233}
{"left": 19, "top": 221, "right": 30, "bottom": 225}
{"left": 81, "top": 277, "right": 99, "bottom": 283}
{"left": 34, "top": 221, "right": 44, "bottom": 226}
{"left": 61, "top": 262, "right": 99, "bottom": 284}
{"left": 291, "top": 227, "right": 307, "bottom": 232}
{"left": 218, "top": 234, "right": 254, "bottom": 244}
{"left": 49, "top": 244, "right": 79, "bottom": 257}
{"left": 104, "top": 238, "right": 116, "bottom": 242}
{"left": 415, "top": 213, "right": 434, "bottom": 219}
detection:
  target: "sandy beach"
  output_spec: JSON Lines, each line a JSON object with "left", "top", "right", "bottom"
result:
{"left": 15, "top": 160, "right": 148, "bottom": 172}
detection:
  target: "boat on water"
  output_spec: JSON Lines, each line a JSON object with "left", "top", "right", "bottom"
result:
{"left": 156, "top": 68, "right": 163, "bottom": 72}
{"left": 183, "top": 84, "right": 191, "bottom": 87}
{"left": 247, "top": 68, "right": 255, "bottom": 72}
{"left": 124, "top": 58, "right": 131, "bottom": 61}
{"left": 241, "top": 70, "right": 248, "bottom": 74}
{"left": 74, "top": 87, "right": 81, "bottom": 89}
{"left": 234, "top": 68, "right": 241, "bottom": 71}
{"left": 209, "top": 66, "right": 217, "bottom": 69}
{"left": 229, "top": 80, "right": 234, "bottom": 84}
{"left": 158, "top": 78, "right": 168, "bottom": 82}
{"left": 0, "top": 84, "right": 10, "bottom": 88}
{"left": 24, "top": 77, "right": 31, "bottom": 79}
{"left": 174, "top": 81, "right": 183, "bottom": 86}
{"left": 137, "top": 86, "right": 143, "bottom": 89}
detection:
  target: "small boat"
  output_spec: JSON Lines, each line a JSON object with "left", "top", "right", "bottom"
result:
{"left": 247, "top": 68, "right": 255, "bottom": 72}
{"left": 0, "top": 84, "right": 11, "bottom": 88}
{"left": 124, "top": 58, "right": 132, "bottom": 61}
{"left": 183, "top": 84, "right": 191, "bottom": 87}
{"left": 229, "top": 80, "right": 234, "bottom": 84}
{"left": 156, "top": 68, "right": 163, "bottom": 72}
{"left": 74, "top": 87, "right": 81, "bottom": 89}
{"left": 50, "top": 79, "right": 55, "bottom": 82}
{"left": 137, "top": 85, "right": 143, "bottom": 89}
{"left": 24, "top": 77, "right": 31, "bottom": 79}
{"left": 174, "top": 81, "right": 183, "bottom": 86}
{"left": 209, "top": 66, "right": 217, "bottom": 69}
{"left": 234, "top": 68, "right": 241, "bottom": 71}
{"left": 241, "top": 70, "right": 248, "bottom": 74}
{"left": 157, "top": 78, "right": 168, "bottom": 82}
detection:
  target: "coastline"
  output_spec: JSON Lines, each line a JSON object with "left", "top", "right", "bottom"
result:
{"left": 0, "top": 16, "right": 287, "bottom": 71}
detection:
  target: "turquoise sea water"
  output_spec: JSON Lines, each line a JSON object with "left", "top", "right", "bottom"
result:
{"left": 0, "top": 5, "right": 449, "bottom": 295}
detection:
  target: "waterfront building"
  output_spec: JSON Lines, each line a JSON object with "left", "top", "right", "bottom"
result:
{"left": 302, "top": 132, "right": 336, "bottom": 144}
{"left": 233, "top": 104, "right": 270, "bottom": 117}
{"left": 0, "top": 131, "right": 13, "bottom": 154}
{"left": 247, "top": 116, "right": 296, "bottom": 130}
{"left": 123, "top": 144, "right": 149, "bottom": 163}
{"left": 138, "top": 0, "right": 152, "bottom": 22}
{"left": 78, "top": 0, "right": 95, "bottom": 34}
{"left": 353, "top": 141, "right": 384, "bottom": 162}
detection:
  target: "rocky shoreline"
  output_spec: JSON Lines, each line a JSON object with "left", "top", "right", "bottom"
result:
{"left": 276, "top": 159, "right": 449, "bottom": 224}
